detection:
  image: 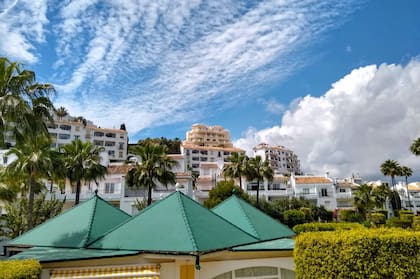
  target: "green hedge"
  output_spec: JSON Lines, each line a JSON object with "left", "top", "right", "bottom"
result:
{"left": 0, "top": 259, "right": 41, "bottom": 279}
{"left": 340, "top": 209, "right": 363, "bottom": 222}
{"left": 294, "top": 228, "right": 420, "bottom": 279}
{"left": 293, "top": 222, "right": 365, "bottom": 233}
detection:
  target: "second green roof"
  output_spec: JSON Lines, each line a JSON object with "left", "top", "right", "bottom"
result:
{"left": 212, "top": 195, "right": 295, "bottom": 240}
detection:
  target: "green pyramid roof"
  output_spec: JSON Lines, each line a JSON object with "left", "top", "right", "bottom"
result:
{"left": 212, "top": 195, "right": 295, "bottom": 240}
{"left": 232, "top": 238, "right": 295, "bottom": 251}
{"left": 7, "top": 195, "right": 131, "bottom": 248}
{"left": 89, "top": 191, "right": 258, "bottom": 253}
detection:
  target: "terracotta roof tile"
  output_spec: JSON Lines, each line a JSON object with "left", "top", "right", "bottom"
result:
{"left": 181, "top": 143, "right": 244, "bottom": 153}
{"left": 295, "top": 176, "right": 332, "bottom": 184}
{"left": 107, "top": 164, "right": 133, "bottom": 174}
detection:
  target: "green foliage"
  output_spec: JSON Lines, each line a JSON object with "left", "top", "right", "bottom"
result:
{"left": 386, "top": 217, "right": 412, "bottom": 229}
{"left": 283, "top": 209, "right": 306, "bottom": 228}
{"left": 340, "top": 209, "right": 363, "bottom": 222}
{"left": 1, "top": 194, "right": 64, "bottom": 238}
{"left": 293, "top": 222, "right": 365, "bottom": 233}
{"left": 134, "top": 198, "right": 148, "bottom": 211}
{"left": 399, "top": 210, "right": 414, "bottom": 221}
{"left": 366, "top": 213, "right": 386, "bottom": 227}
{"left": 133, "top": 137, "right": 182, "bottom": 154}
{"left": 375, "top": 209, "right": 388, "bottom": 218}
{"left": 413, "top": 216, "right": 420, "bottom": 231}
{"left": 294, "top": 228, "right": 420, "bottom": 279}
{"left": 204, "top": 180, "right": 250, "bottom": 208}
{"left": 0, "top": 259, "right": 41, "bottom": 278}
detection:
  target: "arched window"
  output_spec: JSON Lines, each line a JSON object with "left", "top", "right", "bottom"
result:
{"left": 212, "top": 266, "right": 295, "bottom": 279}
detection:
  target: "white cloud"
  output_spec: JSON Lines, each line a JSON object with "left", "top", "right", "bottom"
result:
{"left": 0, "top": 0, "right": 48, "bottom": 63}
{"left": 51, "top": 0, "right": 359, "bottom": 136}
{"left": 234, "top": 61, "right": 420, "bottom": 178}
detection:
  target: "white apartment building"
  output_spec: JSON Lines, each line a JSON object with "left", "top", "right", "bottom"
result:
{"left": 47, "top": 114, "right": 128, "bottom": 162}
{"left": 253, "top": 143, "right": 301, "bottom": 175}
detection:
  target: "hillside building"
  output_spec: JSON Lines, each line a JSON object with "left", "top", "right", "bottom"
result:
{"left": 253, "top": 143, "right": 301, "bottom": 175}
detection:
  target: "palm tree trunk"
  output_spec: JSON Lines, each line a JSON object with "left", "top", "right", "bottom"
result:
{"left": 239, "top": 176, "right": 242, "bottom": 190}
{"left": 28, "top": 177, "right": 35, "bottom": 229}
{"left": 256, "top": 179, "right": 260, "bottom": 206}
{"left": 406, "top": 176, "right": 411, "bottom": 210}
{"left": 75, "top": 180, "right": 81, "bottom": 205}
{"left": 147, "top": 185, "right": 152, "bottom": 205}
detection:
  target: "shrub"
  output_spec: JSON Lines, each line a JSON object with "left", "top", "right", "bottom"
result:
{"left": 340, "top": 209, "right": 363, "bottom": 222}
{"left": 413, "top": 216, "right": 420, "bottom": 231}
{"left": 387, "top": 217, "right": 412, "bottom": 229}
{"left": 294, "top": 228, "right": 420, "bottom": 279}
{"left": 399, "top": 210, "right": 414, "bottom": 222}
{"left": 293, "top": 222, "right": 365, "bottom": 233}
{"left": 375, "top": 209, "right": 388, "bottom": 218}
{"left": 283, "top": 209, "right": 306, "bottom": 228}
{"left": 0, "top": 259, "right": 41, "bottom": 279}
{"left": 367, "top": 213, "right": 386, "bottom": 226}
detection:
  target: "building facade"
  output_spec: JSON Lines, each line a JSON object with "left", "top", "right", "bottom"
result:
{"left": 253, "top": 143, "right": 301, "bottom": 175}
{"left": 47, "top": 114, "right": 128, "bottom": 162}
{"left": 185, "top": 124, "right": 233, "bottom": 147}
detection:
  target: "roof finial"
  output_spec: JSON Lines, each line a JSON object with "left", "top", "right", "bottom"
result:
{"left": 94, "top": 189, "right": 98, "bottom": 196}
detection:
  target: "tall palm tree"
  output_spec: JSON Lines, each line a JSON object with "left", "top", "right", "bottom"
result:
{"left": 372, "top": 183, "right": 392, "bottom": 209}
{"left": 55, "top": 106, "right": 68, "bottom": 120}
{"left": 410, "top": 138, "right": 420, "bottom": 156}
{"left": 126, "top": 143, "right": 177, "bottom": 205}
{"left": 5, "top": 135, "right": 54, "bottom": 229}
{"left": 400, "top": 166, "right": 413, "bottom": 209}
{"left": 353, "top": 184, "right": 377, "bottom": 218}
{"left": 223, "top": 152, "right": 247, "bottom": 189}
{"left": 0, "top": 57, "right": 54, "bottom": 146}
{"left": 380, "top": 160, "right": 401, "bottom": 211}
{"left": 60, "top": 139, "right": 107, "bottom": 205}
{"left": 247, "top": 155, "right": 274, "bottom": 205}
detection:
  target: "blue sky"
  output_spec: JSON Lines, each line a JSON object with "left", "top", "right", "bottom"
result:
{"left": 1, "top": 0, "right": 420, "bottom": 178}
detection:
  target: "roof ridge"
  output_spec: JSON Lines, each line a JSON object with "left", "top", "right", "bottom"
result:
{"left": 235, "top": 197, "right": 260, "bottom": 238}
{"left": 176, "top": 192, "right": 199, "bottom": 252}
{"left": 82, "top": 195, "right": 99, "bottom": 247}
{"left": 178, "top": 192, "right": 259, "bottom": 242}
{"left": 86, "top": 191, "right": 179, "bottom": 247}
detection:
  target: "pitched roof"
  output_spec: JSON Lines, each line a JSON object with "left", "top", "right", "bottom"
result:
{"left": 295, "top": 176, "right": 332, "bottom": 184}
{"left": 7, "top": 195, "right": 131, "bottom": 248}
{"left": 89, "top": 191, "right": 258, "bottom": 253}
{"left": 212, "top": 195, "right": 295, "bottom": 240}
{"left": 232, "top": 238, "right": 295, "bottom": 251}
{"left": 107, "top": 164, "right": 133, "bottom": 174}
{"left": 10, "top": 247, "right": 138, "bottom": 263}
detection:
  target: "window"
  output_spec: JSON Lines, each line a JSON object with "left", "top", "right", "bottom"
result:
{"left": 75, "top": 126, "right": 80, "bottom": 131}
{"left": 120, "top": 133, "right": 125, "bottom": 138}
{"left": 94, "top": 140, "right": 104, "bottom": 146}
{"left": 119, "top": 151, "right": 123, "bottom": 158}
{"left": 108, "top": 150, "right": 115, "bottom": 157}
{"left": 119, "top": 142, "right": 124, "bottom": 150}
{"left": 302, "top": 188, "right": 309, "bottom": 195}
{"left": 3, "top": 156, "right": 7, "bottom": 164}
{"left": 192, "top": 157, "right": 199, "bottom": 161}
{"left": 106, "top": 132, "right": 116, "bottom": 138}
{"left": 94, "top": 131, "right": 104, "bottom": 137}
{"left": 47, "top": 123, "right": 58, "bottom": 129}
{"left": 105, "top": 141, "right": 116, "bottom": 147}
{"left": 74, "top": 135, "right": 80, "bottom": 140}
{"left": 321, "top": 188, "right": 328, "bottom": 197}
{"left": 339, "top": 188, "right": 346, "bottom": 193}
{"left": 105, "top": 183, "right": 115, "bottom": 193}
{"left": 200, "top": 157, "right": 208, "bottom": 161}
{"left": 59, "top": 124, "right": 71, "bottom": 131}
{"left": 58, "top": 133, "right": 71, "bottom": 140}
{"left": 212, "top": 266, "right": 295, "bottom": 279}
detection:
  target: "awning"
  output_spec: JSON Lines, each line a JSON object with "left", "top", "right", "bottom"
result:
{"left": 50, "top": 264, "right": 160, "bottom": 279}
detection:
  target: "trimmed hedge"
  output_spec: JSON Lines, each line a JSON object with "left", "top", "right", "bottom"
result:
{"left": 294, "top": 228, "right": 420, "bottom": 279}
{"left": 0, "top": 259, "right": 41, "bottom": 279}
{"left": 340, "top": 209, "right": 363, "bottom": 222}
{"left": 293, "top": 222, "right": 365, "bottom": 233}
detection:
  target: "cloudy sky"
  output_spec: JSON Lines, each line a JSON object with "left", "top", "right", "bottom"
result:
{"left": 1, "top": 0, "right": 420, "bottom": 179}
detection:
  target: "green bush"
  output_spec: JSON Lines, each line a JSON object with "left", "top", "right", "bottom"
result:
{"left": 367, "top": 213, "right": 386, "bottom": 226}
{"left": 375, "top": 209, "right": 388, "bottom": 218}
{"left": 413, "top": 216, "right": 420, "bottom": 231}
{"left": 293, "top": 222, "right": 365, "bottom": 233}
{"left": 283, "top": 209, "right": 306, "bottom": 228}
{"left": 387, "top": 217, "right": 412, "bottom": 229}
{"left": 340, "top": 209, "right": 363, "bottom": 222}
{"left": 294, "top": 228, "right": 420, "bottom": 279}
{"left": 0, "top": 259, "right": 41, "bottom": 279}
{"left": 399, "top": 210, "right": 414, "bottom": 222}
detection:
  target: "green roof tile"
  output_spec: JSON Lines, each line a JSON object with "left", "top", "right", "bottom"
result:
{"left": 232, "top": 238, "right": 295, "bottom": 251}
{"left": 212, "top": 195, "right": 295, "bottom": 240}
{"left": 89, "top": 191, "right": 258, "bottom": 253}
{"left": 10, "top": 247, "right": 138, "bottom": 262}
{"left": 7, "top": 195, "right": 131, "bottom": 248}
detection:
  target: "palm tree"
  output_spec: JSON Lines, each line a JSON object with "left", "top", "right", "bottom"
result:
{"left": 223, "top": 152, "right": 247, "bottom": 189}
{"left": 380, "top": 160, "right": 401, "bottom": 211}
{"left": 247, "top": 155, "right": 274, "bottom": 205}
{"left": 60, "top": 139, "right": 107, "bottom": 205}
{"left": 372, "top": 183, "right": 392, "bottom": 209}
{"left": 126, "top": 143, "right": 177, "bottom": 205}
{"left": 55, "top": 106, "right": 68, "bottom": 120}
{"left": 5, "top": 135, "right": 54, "bottom": 229}
{"left": 0, "top": 57, "right": 54, "bottom": 146}
{"left": 410, "top": 138, "right": 420, "bottom": 156}
{"left": 400, "top": 166, "right": 413, "bottom": 209}
{"left": 353, "top": 184, "right": 377, "bottom": 218}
